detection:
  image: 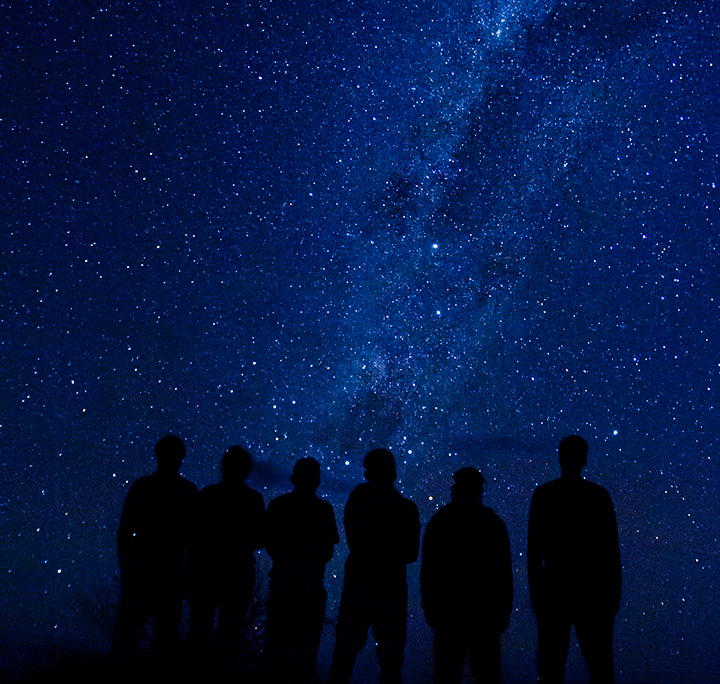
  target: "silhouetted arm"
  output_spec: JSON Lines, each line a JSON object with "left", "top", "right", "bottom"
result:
{"left": 420, "top": 514, "right": 441, "bottom": 627}
{"left": 343, "top": 496, "right": 361, "bottom": 553}
{"left": 249, "top": 490, "right": 266, "bottom": 552}
{"left": 317, "top": 501, "right": 339, "bottom": 564}
{"left": 527, "top": 488, "right": 544, "bottom": 613}
{"left": 403, "top": 500, "right": 421, "bottom": 565}
{"left": 116, "top": 481, "right": 142, "bottom": 576}
{"left": 343, "top": 488, "right": 377, "bottom": 555}
{"left": 606, "top": 494, "right": 622, "bottom": 615}
{"left": 264, "top": 498, "right": 280, "bottom": 561}
{"left": 498, "top": 518, "right": 513, "bottom": 632}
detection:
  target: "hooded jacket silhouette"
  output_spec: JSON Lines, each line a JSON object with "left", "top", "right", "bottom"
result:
{"left": 421, "top": 467, "right": 512, "bottom": 684}
{"left": 421, "top": 499, "right": 512, "bottom": 631}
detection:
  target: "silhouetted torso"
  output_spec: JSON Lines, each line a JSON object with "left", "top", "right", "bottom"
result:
{"left": 266, "top": 489, "right": 339, "bottom": 583}
{"left": 528, "top": 474, "right": 620, "bottom": 684}
{"left": 186, "top": 479, "right": 265, "bottom": 680}
{"left": 327, "top": 481, "right": 420, "bottom": 684}
{"left": 343, "top": 482, "right": 420, "bottom": 594}
{"left": 263, "top": 488, "right": 339, "bottom": 684}
{"left": 117, "top": 470, "right": 199, "bottom": 581}
{"left": 528, "top": 476, "right": 620, "bottom": 614}
{"left": 111, "top": 468, "right": 198, "bottom": 669}
{"left": 421, "top": 499, "right": 512, "bottom": 629}
{"left": 187, "top": 480, "right": 265, "bottom": 581}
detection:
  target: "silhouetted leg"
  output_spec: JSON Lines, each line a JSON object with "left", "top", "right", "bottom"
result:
{"left": 372, "top": 592, "right": 407, "bottom": 684}
{"left": 217, "top": 572, "right": 254, "bottom": 680}
{"left": 111, "top": 576, "right": 152, "bottom": 667}
{"left": 263, "top": 580, "right": 294, "bottom": 684}
{"left": 290, "top": 585, "right": 327, "bottom": 684}
{"left": 326, "top": 584, "right": 373, "bottom": 684}
{"left": 151, "top": 579, "right": 184, "bottom": 673}
{"left": 467, "top": 625, "right": 501, "bottom": 684}
{"left": 432, "top": 624, "right": 466, "bottom": 684}
{"left": 575, "top": 612, "right": 615, "bottom": 684}
{"left": 537, "top": 609, "right": 572, "bottom": 684}
{"left": 188, "top": 583, "right": 220, "bottom": 679}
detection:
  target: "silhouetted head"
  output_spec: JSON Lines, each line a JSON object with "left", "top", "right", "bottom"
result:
{"left": 155, "top": 434, "right": 186, "bottom": 474}
{"left": 291, "top": 457, "right": 321, "bottom": 494}
{"left": 363, "top": 448, "right": 396, "bottom": 486}
{"left": 558, "top": 434, "right": 588, "bottom": 477}
{"left": 222, "top": 446, "right": 252, "bottom": 483}
{"left": 451, "top": 467, "right": 485, "bottom": 502}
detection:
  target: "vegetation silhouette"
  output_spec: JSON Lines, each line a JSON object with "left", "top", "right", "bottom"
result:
{"left": 14, "top": 585, "right": 267, "bottom": 684}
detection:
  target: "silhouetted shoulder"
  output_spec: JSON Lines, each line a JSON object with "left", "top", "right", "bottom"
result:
{"left": 344, "top": 483, "right": 420, "bottom": 570}
{"left": 402, "top": 491, "right": 420, "bottom": 514}
{"left": 317, "top": 495, "right": 336, "bottom": 515}
{"left": 119, "top": 471, "right": 198, "bottom": 533}
{"left": 534, "top": 477, "right": 610, "bottom": 496}
{"left": 485, "top": 506, "right": 510, "bottom": 541}
{"left": 528, "top": 474, "right": 620, "bottom": 611}
{"left": 486, "top": 505, "right": 508, "bottom": 529}
{"left": 243, "top": 481, "right": 265, "bottom": 509}
{"left": 266, "top": 490, "right": 338, "bottom": 546}
{"left": 267, "top": 490, "right": 292, "bottom": 508}
{"left": 348, "top": 483, "right": 418, "bottom": 510}
{"left": 125, "top": 473, "right": 153, "bottom": 495}
{"left": 182, "top": 477, "right": 200, "bottom": 497}
{"left": 531, "top": 478, "right": 614, "bottom": 514}
{"left": 267, "top": 489, "right": 319, "bottom": 512}
{"left": 198, "top": 480, "right": 264, "bottom": 506}
{"left": 431, "top": 500, "right": 504, "bottom": 524}
{"left": 347, "top": 482, "right": 374, "bottom": 500}
{"left": 422, "top": 499, "right": 512, "bottom": 631}
{"left": 267, "top": 489, "right": 335, "bottom": 514}
{"left": 250, "top": 482, "right": 265, "bottom": 501}
{"left": 424, "top": 501, "right": 509, "bottom": 556}
{"left": 187, "top": 480, "right": 265, "bottom": 579}
{"left": 125, "top": 471, "right": 198, "bottom": 498}
{"left": 117, "top": 471, "right": 199, "bottom": 581}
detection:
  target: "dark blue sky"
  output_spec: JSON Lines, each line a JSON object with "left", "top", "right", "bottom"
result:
{"left": 1, "top": 1, "right": 718, "bottom": 681}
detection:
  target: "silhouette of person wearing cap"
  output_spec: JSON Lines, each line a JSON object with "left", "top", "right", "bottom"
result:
{"left": 111, "top": 434, "right": 199, "bottom": 670}
{"left": 186, "top": 446, "right": 265, "bottom": 680}
{"left": 327, "top": 449, "right": 421, "bottom": 684}
{"left": 262, "top": 457, "right": 339, "bottom": 684}
{"left": 421, "top": 467, "right": 512, "bottom": 684}
{"left": 528, "top": 435, "right": 621, "bottom": 684}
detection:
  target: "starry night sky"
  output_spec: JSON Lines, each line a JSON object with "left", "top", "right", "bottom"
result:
{"left": 1, "top": 1, "right": 718, "bottom": 681}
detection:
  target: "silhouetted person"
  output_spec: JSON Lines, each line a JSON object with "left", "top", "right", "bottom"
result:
{"left": 421, "top": 467, "right": 512, "bottom": 684}
{"left": 528, "top": 435, "right": 621, "bottom": 684}
{"left": 186, "top": 446, "right": 265, "bottom": 680}
{"left": 262, "top": 457, "right": 339, "bottom": 684}
{"left": 327, "top": 449, "right": 421, "bottom": 684}
{"left": 111, "top": 434, "right": 199, "bottom": 670}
